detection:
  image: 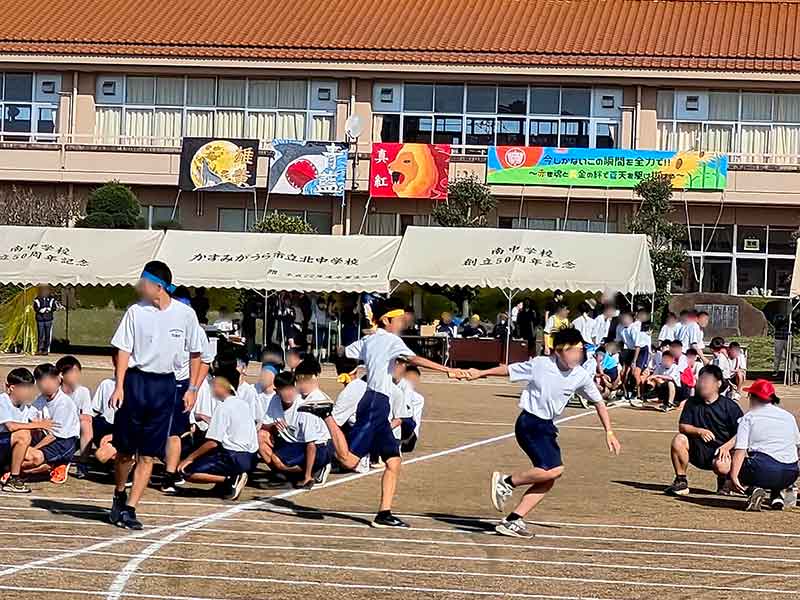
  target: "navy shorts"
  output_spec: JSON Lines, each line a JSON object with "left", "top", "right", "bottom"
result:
{"left": 113, "top": 368, "right": 176, "bottom": 458}
{"left": 274, "top": 439, "right": 333, "bottom": 471}
{"left": 42, "top": 436, "right": 78, "bottom": 466}
{"left": 688, "top": 440, "right": 718, "bottom": 471}
{"left": 346, "top": 389, "right": 401, "bottom": 461}
{"left": 740, "top": 451, "right": 800, "bottom": 492}
{"left": 635, "top": 347, "right": 651, "bottom": 370}
{"left": 515, "top": 411, "right": 562, "bottom": 470}
{"left": 169, "top": 378, "right": 192, "bottom": 437}
{"left": 400, "top": 418, "right": 418, "bottom": 453}
{"left": 91, "top": 416, "right": 114, "bottom": 447}
{"left": 183, "top": 447, "right": 255, "bottom": 477}
{"left": 603, "top": 367, "right": 619, "bottom": 381}
{"left": 620, "top": 349, "right": 635, "bottom": 367}
{"left": 0, "top": 433, "right": 11, "bottom": 468}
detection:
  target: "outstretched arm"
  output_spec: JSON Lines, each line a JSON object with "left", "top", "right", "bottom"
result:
{"left": 468, "top": 364, "right": 510, "bottom": 379}
{"left": 407, "top": 355, "right": 464, "bottom": 377}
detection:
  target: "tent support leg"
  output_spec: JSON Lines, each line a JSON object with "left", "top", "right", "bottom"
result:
{"left": 262, "top": 290, "right": 270, "bottom": 349}
{"left": 170, "top": 189, "right": 182, "bottom": 222}
{"left": 503, "top": 288, "right": 515, "bottom": 364}
{"left": 786, "top": 298, "right": 800, "bottom": 386}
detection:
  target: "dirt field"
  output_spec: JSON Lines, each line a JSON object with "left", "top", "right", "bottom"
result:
{"left": 0, "top": 357, "right": 798, "bottom": 600}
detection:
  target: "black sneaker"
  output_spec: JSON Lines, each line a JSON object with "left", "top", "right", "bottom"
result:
{"left": 746, "top": 487, "right": 768, "bottom": 512}
{"left": 117, "top": 506, "right": 143, "bottom": 530}
{"left": 297, "top": 402, "right": 334, "bottom": 420}
{"left": 665, "top": 477, "right": 690, "bottom": 496}
{"left": 770, "top": 491, "right": 785, "bottom": 511}
{"left": 1, "top": 476, "right": 31, "bottom": 494}
{"left": 109, "top": 490, "right": 127, "bottom": 525}
{"left": 371, "top": 512, "right": 410, "bottom": 529}
{"left": 160, "top": 472, "right": 179, "bottom": 494}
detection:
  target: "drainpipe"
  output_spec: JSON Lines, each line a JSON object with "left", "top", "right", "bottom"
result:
{"left": 71, "top": 72, "right": 78, "bottom": 144}
{"left": 634, "top": 85, "right": 642, "bottom": 150}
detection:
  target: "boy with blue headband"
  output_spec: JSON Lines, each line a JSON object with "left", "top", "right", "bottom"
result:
{"left": 109, "top": 261, "right": 207, "bottom": 529}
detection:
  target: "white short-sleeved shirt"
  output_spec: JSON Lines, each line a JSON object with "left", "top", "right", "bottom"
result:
{"left": 592, "top": 315, "right": 612, "bottom": 345}
{"left": 91, "top": 378, "right": 117, "bottom": 424}
{"left": 635, "top": 330, "right": 651, "bottom": 349}
{"left": 654, "top": 363, "right": 681, "bottom": 386}
{"left": 731, "top": 353, "right": 747, "bottom": 372}
{"left": 509, "top": 356, "right": 604, "bottom": 420}
{"left": 712, "top": 351, "right": 734, "bottom": 379}
{"left": 40, "top": 389, "right": 80, "bottom": 439}
{"left": 254, "top": 384, "right": 275, "bottom": 426}
{"left": 263, "top": 392, "right": 330, "bottom": 444}
{"left": 678, "top": 321, "right": 703, "bottom": 352}
{"left": 658, "top": 324, "right": 678, "bottom": 342}
{"left": 206, "top": 394, "right": 259, "bottom": 453}
{"left": 400, "top": 378, "right": 425, "bottom": 437}
{"left": 190, "top": 378, "right": 217, "bottom": 432}
{"left": 333, "top": 378, "right": 367, "bottom": 426}
{"left": 389, "top": 382, "right": 412, "bottom": 440}
{"left": 621, "top": 325, "right": 638, "bottom": 350}
{"left": 735, "top": 403, "right": 800, "bottom": 464}
{"left": 65, "top": 385, "right": 92, "bottom": 416}
{"left": 111, "top": 300, "right": 207, "bottom": 375}
{"left": 236, "top": 381, "right": 261, "bottom": 425}
{"left": 175, "top": 331, "right": 215, "bottom": 381}
{"left": 345, "top": 329, "right": 415, "bottom": 397}
{"left": 571, "top": 315, "right": 594, "bottom": 345}
{"left": 0, "top": 393, "right": 27, "bottom": 434}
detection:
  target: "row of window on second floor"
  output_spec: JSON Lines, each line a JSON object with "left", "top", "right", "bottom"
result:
{"left": 372, "top": 82, "right": 623, "bottom": 149}
{"left": 657, "top": 89, "right": 800, "bottom": 162}
{"left": 93, "top": 75, "right": 339, "bottom": 146}
{"left": 0, "top": 72, "right": 61, "bottom": 141}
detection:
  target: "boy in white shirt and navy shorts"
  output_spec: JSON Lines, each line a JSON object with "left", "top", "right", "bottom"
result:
{"left": 300, "top": 298, "right": 461, "bottom": 528}
{"left": 178, "top": 365, "right": 257, "bottom": 501}
{"left": 468, "top": 328, "right": 621, "bottom": 539}
{"left": 109, "top": 261, "right": 207, "bottom": 530}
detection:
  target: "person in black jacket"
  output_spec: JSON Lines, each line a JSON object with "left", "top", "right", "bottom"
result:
{"left": 33, "top": 285, "right": 58, "bottom": 355}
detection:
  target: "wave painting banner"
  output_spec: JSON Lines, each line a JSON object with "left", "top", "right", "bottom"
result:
{"left": 486, "top": 146, "right": 727, "bottom": 190}
{"left": 268, "top": 141, "right": 348, "bottom": 196}
{"left": 369, "top": 143, "right": 451, "bottom": 199}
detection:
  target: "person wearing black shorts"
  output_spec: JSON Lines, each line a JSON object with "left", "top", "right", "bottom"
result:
{"left": 666, "top": 365, "right": 743, "bottom": 497}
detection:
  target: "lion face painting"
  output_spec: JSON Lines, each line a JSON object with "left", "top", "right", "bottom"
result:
{"left": 370, "top": 143, "right": 452, "bottom": 199}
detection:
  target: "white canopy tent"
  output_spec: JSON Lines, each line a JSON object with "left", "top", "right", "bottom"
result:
{"left": 0, "top": 226, "right": 163, "bottom": 286}
{"left": 390, "top": 226, "right": 656, "bottom": 360}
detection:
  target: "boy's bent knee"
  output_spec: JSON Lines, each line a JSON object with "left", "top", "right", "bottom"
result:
{"left": 671, "top": 434, "right": 689, "bottom": 450}
{"left": 546, "top": 465, "right": 565, "bottom": 479}
{"left": 11, "top": 429, "right": 31, "bottom": 443}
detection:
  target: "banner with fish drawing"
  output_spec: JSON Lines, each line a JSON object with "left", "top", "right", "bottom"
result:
{"left": 267, "top": 141, "right": 348, "bottom": 196}
{"left": 486, "top": 146, "right": 727, "bottom": 190}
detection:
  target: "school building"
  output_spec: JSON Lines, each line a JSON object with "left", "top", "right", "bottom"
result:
{"left": 0, "top": 0, "right": 799, "bottom": 297}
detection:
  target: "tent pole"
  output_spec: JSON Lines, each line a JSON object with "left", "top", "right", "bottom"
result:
{"left": 786, "top": 298, "right": 800, "bottom": 386}
{"left": 170, "top": 189, "right": 181, "bottom": 222}
{"left": 262, "top": 290, "right": 269, "bottom": 349}
{"left": 504, "top": 288, "right": 514, "bottom": 364}
{"left": 65, "top": 286, "right": 70, "bottom": 347}
{"left": 358, "top": 196, "right": 373, "bottom": 235}
{"left": 263, "top": 154, "right": 273, "bottom": 221}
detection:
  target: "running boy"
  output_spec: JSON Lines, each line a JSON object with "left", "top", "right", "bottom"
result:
{"left": 468, "top": 328, "right": 621, "bottom": 538}
{"left": 0, "top": 368, "right": 51, "bottom": 493}
{"left": 299, "top": 297, "right": 462, "bottom": 528}
{"left": 109, "top": 260, "right": 207, "bottom": 529}
{"left": 178, "top": 365, "right": 257, "bottom": 500}
{"left": 21, "top": 364, "right": 80, "bottom": 484}
{"left": 55, "top": 356, "right": 93, "bottom": 478}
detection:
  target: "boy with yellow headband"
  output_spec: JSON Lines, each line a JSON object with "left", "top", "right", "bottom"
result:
{"left": 300, "top": 297, "right": 464, "bottom": 528}
{"left": 468, "top": 327, "right": 621, "bottom": 538}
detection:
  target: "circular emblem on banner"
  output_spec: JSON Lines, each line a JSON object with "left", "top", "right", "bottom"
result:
{"left": 504, "top": 147, "right": 526, "bottom": 168}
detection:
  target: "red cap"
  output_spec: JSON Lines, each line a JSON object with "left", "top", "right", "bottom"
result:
{"left": 742, "top": 379, "right": 776, "bottom": 401}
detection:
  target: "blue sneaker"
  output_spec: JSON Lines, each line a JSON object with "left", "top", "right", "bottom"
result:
{"left": 109, "top": 491, "right": 127, "bottom": 525}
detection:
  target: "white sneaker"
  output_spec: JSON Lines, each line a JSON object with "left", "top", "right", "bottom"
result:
{"left": 314, "top": 462, "right": 332, "bottom": 486}
{"left": 495, "top": 518, "right": 534, "bottom": 539}
{"left": 355, "top": 455, "right": 371, "bottom": 474}
{"left": 629, "top": 397, "right": 643, "bottom": 408}
{"left": 490, "top": 471, "right": 514, "bottom": 513}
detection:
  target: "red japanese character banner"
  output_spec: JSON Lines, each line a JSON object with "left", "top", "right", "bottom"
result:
{"left": 369, "top": 143, "right": 451, "bottom": 199}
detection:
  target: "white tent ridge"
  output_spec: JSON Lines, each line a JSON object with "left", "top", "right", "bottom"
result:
{"left": 389, "top": 226, "right": 656, "bottom": 295}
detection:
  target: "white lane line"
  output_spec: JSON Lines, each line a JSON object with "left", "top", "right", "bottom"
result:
{"left": 425, "top": 419, "right": 513, "bottom": 426}
{"left": 7, "top": 562, "right": 798, "bottom": 596}
{"left": 4, "top": 501, "right": 800, "bottom": 541}
{"left": 2, "top": 517, "right": 798, "bottom": 552}
{"left": 103, "top": 405, "right": 609, "bottom": 599}
{"left": 559, "top": 425, "right": 676, "bottom": 433}
{"left": 6, "top": 546, "right": 800, "bottom": 582}
{"left": 7, "top": 530, "right": 800, "bottom": 564}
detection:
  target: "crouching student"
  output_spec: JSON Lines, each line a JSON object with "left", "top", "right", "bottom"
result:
{"left": 730, "top": 380, "right": 800, "bottom": 511}
{"left": 20, "top": 364, "right": 80, "bottom": 484}
{"left": 644, "top": 351, "right": 681, "bottom": 412}
{"left": 399, "top": 365, "right": 424, "bottom": 453}
{"left": 666, "top": 365, "right": 743, "bottom": 497}
{"left": 189, "top": 374, "right": 217, "bottom": 449}
{"left": 592, "top": 345, "right": 620, "bottom": 400}
{"left": 728, "top": 342, "right": 747, "bottom": 393}
{"left": 0, "top": 368, "right": 52, "bottom": 493}
{"left": 468, "top": 328, "right": 621, "bottom": 539}
{"left": 178, "top": 366, "right": 257, "bottom": 501}
{"left": 90, "top": 354, "right": 119, "bottom": 465}
{"left": 261, "top": 362, "right": 333, "bottom": 488}
{"left": 55, "top": 356, "right": 93, "bottom": 478}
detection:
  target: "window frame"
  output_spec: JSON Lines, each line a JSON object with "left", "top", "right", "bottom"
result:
{"left": 0, "top": 72, "right": 60, "bottom": 142}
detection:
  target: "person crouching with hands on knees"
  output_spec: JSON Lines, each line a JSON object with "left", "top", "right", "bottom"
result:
{"left": 729, "top": 380, "right": 800, "bottom": 511}
{"left": 665, "top": 365, "right": 743, "bottom": 497}
{"left": 467, "top": 327, "right": 621, "bottom": 539}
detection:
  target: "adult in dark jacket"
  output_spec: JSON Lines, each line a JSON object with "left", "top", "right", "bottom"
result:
{"left": 33, "top": 285, "right": 58, "bottom": 355}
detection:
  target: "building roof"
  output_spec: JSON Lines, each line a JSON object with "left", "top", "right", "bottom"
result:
{"left": 2, "top": 0, "right": 800, "bottom": 73}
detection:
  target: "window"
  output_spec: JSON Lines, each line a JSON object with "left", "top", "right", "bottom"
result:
{"left": 95, "top": 75, "right": 334, "bottom": 146}
{"left": 218, "top": 208, "right": 246, "bottom": 232}
{"left": 767, "top": 258, "right": 794, "bottom": 297}
{"left": 0, "top": 72, "right": 59, "bottom": 141}
{"left": 371, "top": 83, "right": 621, "bottom": 149}
{"left": 365, "top": 213, "right": 397, "bottom": 235}
{"left": 400, "top": 214, "right": 431, "bottom": 233}
{"left": 701, "top": 257, "right": 732, "bottom": 293}
{"left": 768, "top": 227, "right": 796, "bottom": 255}
{"left": 737, "top": 258, "right": 766, "bottom": 295}
{"left": 737, "top": 225, "right": 766, "bottom": 253}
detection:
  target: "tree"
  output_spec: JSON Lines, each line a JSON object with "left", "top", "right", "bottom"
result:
{"left": 629, "top": 174, "right": 687, "bottom": 312}
{"left": 252, "top": 211, "right": 316, "bottom": 234}
{"left": 431, "top": 175, "right": 496, "bottom": 228}
{"left": 76, "top": 181, "right": 144, "bottom": 229}
{"left": 0, "top": 185, "right": 81, "bottom": 227}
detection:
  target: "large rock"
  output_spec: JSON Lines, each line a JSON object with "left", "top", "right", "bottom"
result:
{"left": 669, "top": 293, "right": 768, "bottom": 338}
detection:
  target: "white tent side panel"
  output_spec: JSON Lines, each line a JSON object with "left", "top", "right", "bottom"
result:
{"left": 791, "top": 245, "right": 800, "bottom": 297}
{"left": 158, "top": 230, "right": 400, "bottom": 293}
{"left": 0, "top": 226, "right": 163, "bottom": 286}
{"left": 390, "top": 226, "right": 656, "bottom": 295}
